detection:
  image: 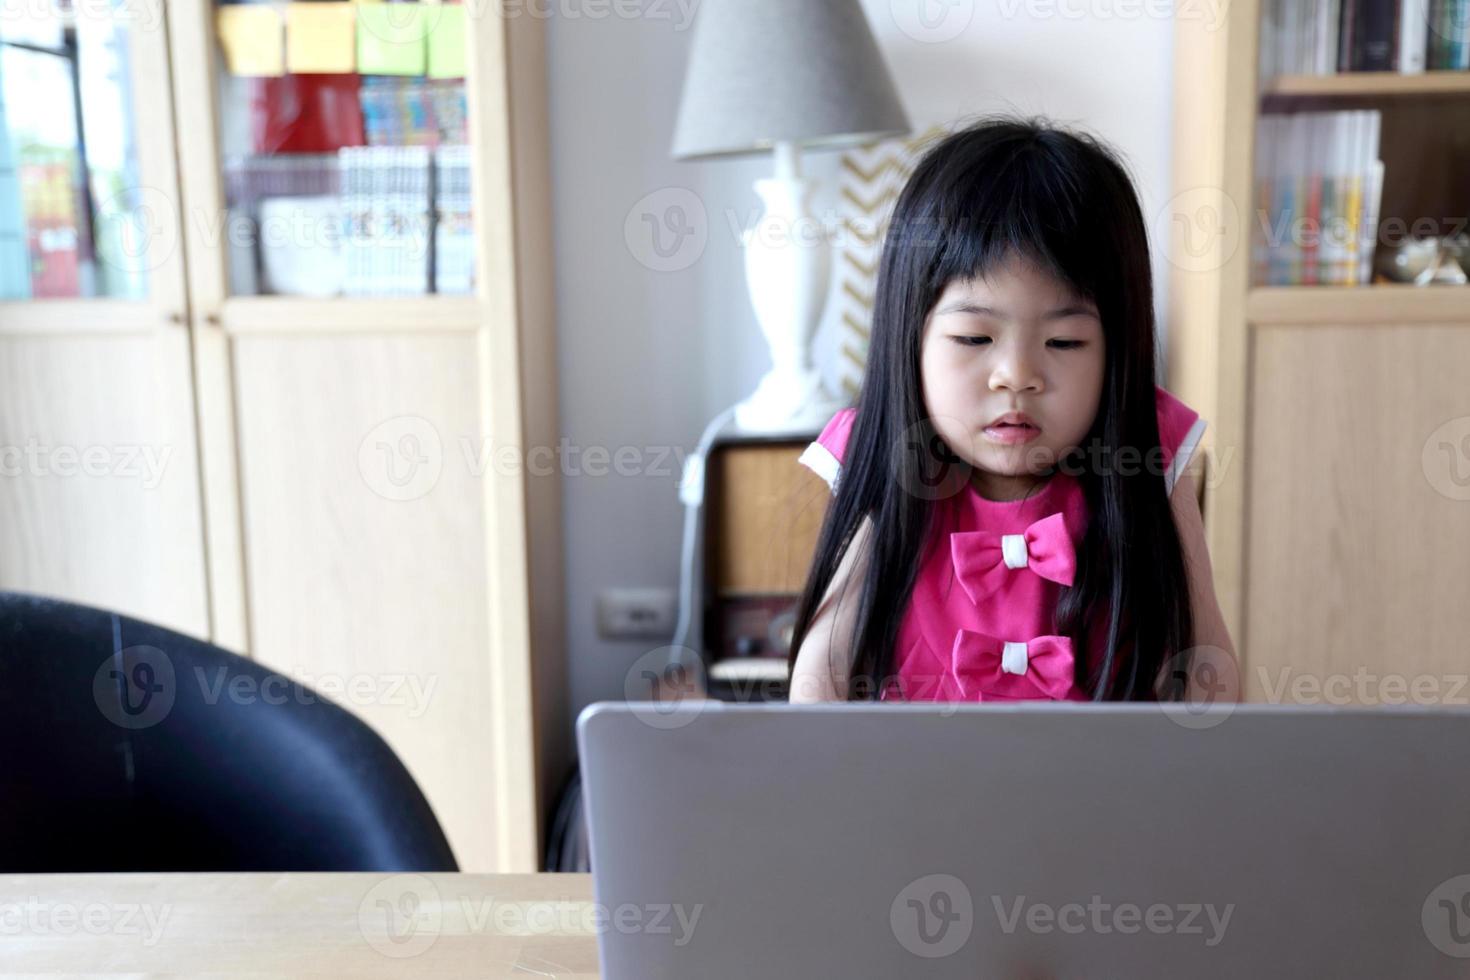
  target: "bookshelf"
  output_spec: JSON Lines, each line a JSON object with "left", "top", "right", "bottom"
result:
{"left": 0, "top": 2, "right": 564, "bottom": 873}
{"left": 1265, "top": 70, "right": 1470, "bottom": 97}
{"left": 1170, "top": 1, "right": 1470, "bottom": 704}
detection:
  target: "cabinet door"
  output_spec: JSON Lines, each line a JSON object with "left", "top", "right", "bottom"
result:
{"left": 0, "top": 3, "right": 208, "bottom": 637}
{"left": 169, "top": 0, "right": 547, "bottom": 871}
{"left": 1246, "top": 322, "right": 1470, "bottom": 702}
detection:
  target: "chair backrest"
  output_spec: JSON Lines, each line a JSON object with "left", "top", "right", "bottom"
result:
{"left": 0, "top": 592, "right": 457, "bottom": 872}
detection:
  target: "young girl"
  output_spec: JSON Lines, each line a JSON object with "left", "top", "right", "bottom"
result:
{"left": 788, "top": 116, "right": 1235, "bottom": 704}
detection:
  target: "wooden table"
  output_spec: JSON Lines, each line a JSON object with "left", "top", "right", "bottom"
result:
{"left": 0, "top": 873, "right": 601, "bottom": 977}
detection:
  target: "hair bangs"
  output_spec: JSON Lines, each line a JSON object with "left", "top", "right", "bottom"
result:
{"left": 926, "top": 137, "right": 1104, "bottom": 307}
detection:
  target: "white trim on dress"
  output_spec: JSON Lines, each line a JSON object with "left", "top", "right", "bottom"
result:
{"left": 798, "top": 442, "right": 842, "bottom": 492}
{"left": 1165, "top": 417, "right": 1208, "bottom": 498}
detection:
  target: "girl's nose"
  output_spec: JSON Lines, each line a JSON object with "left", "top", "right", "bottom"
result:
{"left": 988, "top": 349, "right": 1044, "bottom": 394}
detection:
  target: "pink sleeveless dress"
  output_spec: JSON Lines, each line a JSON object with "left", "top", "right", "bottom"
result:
{"left": 797, "top": 385, "right": 1206, "bottom": 702}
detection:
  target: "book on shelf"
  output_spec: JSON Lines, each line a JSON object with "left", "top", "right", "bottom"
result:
{"left": 1261, "top": 0, "right": 1469, "bottom": 77}
{"left": 1430, "top": 0, "right": 1470, "bottom": 69}
{"left": 340, "top": 144, "right": 432, "bottom": 297}
{"left": 432, "top": 145, "right": 474, "bottom": 296}
{"left": 359, "top": 77, "right": 468, "bottom": 148}
{"left": 1253, "top": 110, "right": 1384, "bottom": 287}
{"left": 223, "top": 145, "right": 476, "bottom": 298}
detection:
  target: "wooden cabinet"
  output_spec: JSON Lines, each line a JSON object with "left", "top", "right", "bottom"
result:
{"left": 0, "top": 2, "right": 563, "bottom": 871}
{"left": 0, "top": 12, "right": 203, "bottom": 635}
{"left": 1169, "top": 3, "right": 1470, "bottom": 702}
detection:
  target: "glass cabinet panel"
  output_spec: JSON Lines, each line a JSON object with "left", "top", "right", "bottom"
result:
{"left": 212, "top": 0, "right": 475, "bottom": 297}
{"left": 0, "top": 1, "right": 150, "bottom": 300}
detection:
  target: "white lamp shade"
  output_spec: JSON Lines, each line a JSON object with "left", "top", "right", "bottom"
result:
{"left": 671, "top": 0, "right": 911, "bottom": 160}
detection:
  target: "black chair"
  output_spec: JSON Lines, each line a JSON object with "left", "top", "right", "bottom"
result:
{"left": 0, "top": 592, "right": 457, "bottom": 872}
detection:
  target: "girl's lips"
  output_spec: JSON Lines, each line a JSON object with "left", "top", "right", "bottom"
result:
{"left": 982, "top": 422, "right": 1041, "bottom": 445}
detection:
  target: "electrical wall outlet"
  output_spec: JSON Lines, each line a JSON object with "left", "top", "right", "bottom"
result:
{"left": 596, "top": 587, "right": 678, "bottom": 641}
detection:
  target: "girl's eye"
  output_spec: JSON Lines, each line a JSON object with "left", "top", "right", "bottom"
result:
{"left": 1048, "top": 340, "right": 1085, "bottom": 350}
{"left": 951, "top": 336, "right": 991, "bottom": 347}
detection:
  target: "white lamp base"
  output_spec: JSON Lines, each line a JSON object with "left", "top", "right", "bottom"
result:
{"left": 734, "top": 368, "right": 846, "bottom": 435}
{"left": 736, "top": 141, "right": 848, "bottom": 436}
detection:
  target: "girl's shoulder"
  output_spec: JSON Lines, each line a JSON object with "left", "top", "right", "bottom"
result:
{"left": 797, "top": 407, "right": 857, "bottom": 491}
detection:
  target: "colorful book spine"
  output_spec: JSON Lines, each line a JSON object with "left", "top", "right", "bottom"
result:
{"left": 1252, "top": 117, "right": 1276, "bottom": 287}
{"left": 1428, "top": 0, "right": 1470, "bottom": 68}
{"left": 1341, "top": 113, "right": 1364, "bottom": 284}
{"left": 1302, "top": 114, "right": 1324, "bottom": 285}
{"left": 1255, "top": 109, "right": 1382, "bottom": 287}
{"left": 1456, "top": 0, "right": 1470, "bottom": 68}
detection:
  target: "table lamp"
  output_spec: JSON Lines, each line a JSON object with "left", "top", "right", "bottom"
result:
{"left": 672, "top": 0, "right": 911, "bottom": 433}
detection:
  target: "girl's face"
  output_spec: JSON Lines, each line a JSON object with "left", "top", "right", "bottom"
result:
{"left": 919, "top": 252, "right": 1106, "bottom": 502}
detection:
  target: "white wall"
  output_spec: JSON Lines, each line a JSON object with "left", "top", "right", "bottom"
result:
{"left": 545, "top": 0, "right": 1178, "bottom": 742}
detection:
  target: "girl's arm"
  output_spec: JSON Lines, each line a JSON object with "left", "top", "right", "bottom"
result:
{"left": 1169, "top": 465, "right": 1241, "bottom": 702}
{"left": 789, "top": 517, "right": 873, "bottom": 703}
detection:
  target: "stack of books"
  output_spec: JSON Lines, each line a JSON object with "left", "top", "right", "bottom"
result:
{"left": 339, "top": 145, "right": 432, "bottom": 296}
{"left": 360, "top": 77, "right": 469, "bottom": 148}
{"left": 1252, "top": 110, "right": 1385, "bottom": 286}
{"left": 432, "top": 145, "right": 474, "bottom": 295}
{"left": 223, "top": 153, "right": 341, "bottom": 295}
{"left": 1261, "top": 0, "right": 1469, "bottom": 76}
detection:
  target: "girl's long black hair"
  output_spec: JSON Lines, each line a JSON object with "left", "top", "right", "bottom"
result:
{"left": 788, "top": 115, "right": 1193, "bottom": 702}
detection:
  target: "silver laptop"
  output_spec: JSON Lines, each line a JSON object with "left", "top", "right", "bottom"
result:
{"left": 577, "top": 700, "right": 1470, "bottom": 978}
